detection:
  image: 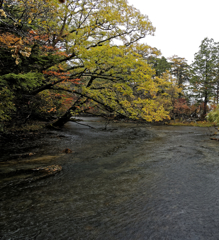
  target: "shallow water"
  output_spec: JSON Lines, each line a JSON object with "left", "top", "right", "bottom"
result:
{"left": 1, "top": 119, "right": 219, "bottom": 239}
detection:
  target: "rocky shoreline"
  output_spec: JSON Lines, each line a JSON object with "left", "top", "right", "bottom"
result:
{"left": 0, "top": 164, "right": 62, "bottom": 190}
{"left": 0, "top": 119, "right": 151, "bottom": 189}
{"left": 0, "top": 128, "right": 69, "bottom": 189}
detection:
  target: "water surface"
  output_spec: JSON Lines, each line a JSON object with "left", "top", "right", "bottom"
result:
{"left": 1, "top": 119, "right": 219, "bottom": 239}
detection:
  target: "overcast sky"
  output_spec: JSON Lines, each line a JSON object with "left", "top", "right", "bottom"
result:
{"left": 127, "top": 0, "right": 219, "bottom": 64}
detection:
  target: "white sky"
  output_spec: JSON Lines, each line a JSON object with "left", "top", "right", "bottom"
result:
{"left": 127, "top": 0, "right": 219, "bottom": 64}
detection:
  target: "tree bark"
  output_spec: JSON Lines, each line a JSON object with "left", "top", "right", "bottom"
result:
{"left": 202, "top": 91, "right": 208, "bottom": 119}
{"left": 52, "top": 97, "right": 87, "bottom": 127}
{"left": 52, "top": 108, "right": 73, "bottom": 127}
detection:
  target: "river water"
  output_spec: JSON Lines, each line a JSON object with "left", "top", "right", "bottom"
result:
{"left": 1, "top": 118, "right": 219, "bottom": 239}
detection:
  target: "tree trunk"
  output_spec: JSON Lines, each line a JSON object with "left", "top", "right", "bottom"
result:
{"left": 52, "top": 109, "right": 72, "bottom": 127}
{"left": 217, "top": 83, "right": 219, "bottom": 105}
{"left": 52, "top": 104, "right": 79, "bottom": 127}
{"left": 202, "top": 92, "right": 208, "bottom": 119}
{"left": 52, "top": 97, "right": 86, "bottom": 127}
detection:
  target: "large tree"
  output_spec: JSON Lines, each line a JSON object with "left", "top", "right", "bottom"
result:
{"left": 0, "top": 0, "right": 177, "bottom": 129}
{"left": 190, "top": 38, "right": 218, "bottom": 118}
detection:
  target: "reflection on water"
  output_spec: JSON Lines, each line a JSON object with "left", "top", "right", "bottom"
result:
{"left": 1, "top": 119, "right": 219, "bottom": 239}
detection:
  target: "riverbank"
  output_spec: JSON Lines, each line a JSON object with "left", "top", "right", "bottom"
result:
{"left": 1, "top": 117, "right": 217, "bottom": 189}
{"left": 0, "top": 118, "right": 154, "bottom": 189}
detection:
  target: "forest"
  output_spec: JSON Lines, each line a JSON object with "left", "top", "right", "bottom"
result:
{"left": 1, "top": 0, "right": 219, "bottom": 133}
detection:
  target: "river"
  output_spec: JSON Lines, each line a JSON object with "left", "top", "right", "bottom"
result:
{"left": 1, "top": 118, "right": 219, "bottom": 239}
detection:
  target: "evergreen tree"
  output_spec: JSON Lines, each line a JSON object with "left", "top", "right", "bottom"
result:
{"left": 169, "top": 55, "right": 190, "bottom": 89}
{"left": 190, "top": 38, "right": 218, "bottom": 118}
{"left": 148, "top": 56, "right": 171, "bottom": 77}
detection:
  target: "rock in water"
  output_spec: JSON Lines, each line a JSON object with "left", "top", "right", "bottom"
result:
{"left": 62, "top": 148, "right": 73, "bottom": 153}
{"left": 33, "top": 165, "right": 62, "bottom": 174}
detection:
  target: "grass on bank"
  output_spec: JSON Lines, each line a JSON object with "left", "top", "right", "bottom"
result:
{"left": 1, "top": 118, "right": 218, "bottom": 134}
{"left": 168, "top": 120, "right": 218, "bottom": 127}
{"left": 1, "top": 121, "right": 46, "bottom": 134}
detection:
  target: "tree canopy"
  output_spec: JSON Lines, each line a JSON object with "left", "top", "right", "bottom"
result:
{"left": 0, "top": 0, "right": 183, "bottom": 130}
